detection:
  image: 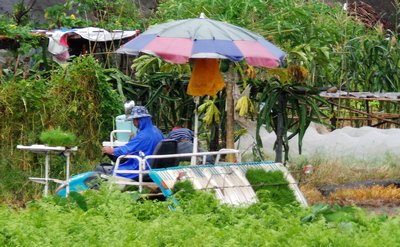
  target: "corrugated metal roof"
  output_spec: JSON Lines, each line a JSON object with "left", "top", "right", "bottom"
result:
{"left": 320, "top": 91, "right": 400, "bottom": 101}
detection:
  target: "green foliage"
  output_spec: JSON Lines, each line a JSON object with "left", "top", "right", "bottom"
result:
{"left": 0, "top": 18, "right": 41, "bottom": 56}
{"left": 44, "top": 3, "right": 85, "bottom": 29}
{"left": 246, "top": 169, "right": 297, "bottom": 206}
{"left": 39, "top": 128, "right": 77, "bottom": 147}
{"left": 103, "top": 68, "right": 149, "bottom": 102}
{"left": 172, "top": 180, "right": 196, "bottom": 194}
{"left": 302, "top": 204, "right": 366, "bottom": 226}
{"left": 156, "top": 0, "right": 267, "bottom": 28}
{"left": 0, "top": 17, "right": 32, "bottom": 38}
{"left": 0, "top": 79, "right": 49, "bottom": 146}
{"left": 68, "top": 191, "right": 89, "bottom": 211}
{"left": 47, "top": 55, "right": 123, "bottom": 155}
{"left": 12, "top": 2, "right": 30, "bottom": 26}
{"left": 0, "top": 154, "right": 43, "bottom": 205}
{"left": 342, "top": 33, "right": 400, "bottom": 92}
{"left": 43, "top": 0, "right": 142, "bottom": 30}
{"left": 1, "top": 187, "right": 400, "bottom": 246}
{"left": 0, "top": 56, "right": 122, "bottom": 202}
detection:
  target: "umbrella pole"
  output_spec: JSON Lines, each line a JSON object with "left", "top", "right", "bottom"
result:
{"left": 226, "top": 67, "right": 236, "bottom": 163}
{"left": 191, "top": 96, "right": 200, "bottom": 165}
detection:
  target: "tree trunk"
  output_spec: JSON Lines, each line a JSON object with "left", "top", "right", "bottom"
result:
{"left": 275, "top": 93, "right": 286, "bottom": 163}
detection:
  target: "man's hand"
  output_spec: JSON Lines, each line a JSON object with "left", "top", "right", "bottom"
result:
{"left": 102, "top": 146, "right": 114, "bottom": 155}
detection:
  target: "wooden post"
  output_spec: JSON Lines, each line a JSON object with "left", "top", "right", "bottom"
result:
{"left": 365, "top": 100, "right": 371, "bottom": 126}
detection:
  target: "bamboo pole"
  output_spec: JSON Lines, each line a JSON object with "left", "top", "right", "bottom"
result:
{"left": 328, "top": 100, "right": 399, "bottom": 126}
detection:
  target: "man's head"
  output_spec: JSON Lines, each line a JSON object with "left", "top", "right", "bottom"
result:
{"left": 168, "top": 128, "right": 194, "bottom": 142}
{"left": 126, "top": 106, "right": 152, "bottom": 128}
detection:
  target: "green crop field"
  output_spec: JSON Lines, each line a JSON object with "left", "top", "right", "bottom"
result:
{"left": 1, "top": 186, "right": 400, "bottom": 246}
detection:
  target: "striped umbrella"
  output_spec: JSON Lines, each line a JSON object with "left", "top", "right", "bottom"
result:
{"left": 117, "top": 14, "right": 285, "bottom": 67}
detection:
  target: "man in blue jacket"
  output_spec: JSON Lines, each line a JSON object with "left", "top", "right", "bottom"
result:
{"left": 101, "top": 106, "right": 164, "bottom": 180}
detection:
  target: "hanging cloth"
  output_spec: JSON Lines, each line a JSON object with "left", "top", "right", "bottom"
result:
{"left": 187, "top": 59, "right": 225, "bottom": 96}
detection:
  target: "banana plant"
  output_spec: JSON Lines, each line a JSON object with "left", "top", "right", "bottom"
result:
{"left": 103, "top": 68, "right": 150, "bottom": 102}
{"left": 255, "top": 66, "right": 329, "bottom": 163}
{"left": 198, "top": 97, "right": 221, "bottom": 126}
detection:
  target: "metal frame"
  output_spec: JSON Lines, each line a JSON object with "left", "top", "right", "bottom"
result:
{"left": 16, "top": 145, "right": 78, "bottom": 197}
{"left": 111, "top": 149, "right": 240, "bottom": 192}
{"left": 102, "top": 130, "right": 130, "bottom": 147}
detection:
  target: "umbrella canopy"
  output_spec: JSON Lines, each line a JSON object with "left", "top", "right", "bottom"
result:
{"left": 117, "top": 16, "right": 285, "bottom": 67}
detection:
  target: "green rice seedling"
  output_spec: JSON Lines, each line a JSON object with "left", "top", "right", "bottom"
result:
{"left": 39, "top": 128, "right": 77, "bottom": 147}
{"left": 246, "top": 168, "right": 297, "bottom": 206}
{"left": 172, "top": 180, "right": 196, "bottom": 194}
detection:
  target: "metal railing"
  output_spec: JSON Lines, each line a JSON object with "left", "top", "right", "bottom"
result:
{"left": 111, "top": 149, "right": 240, "bottom": 192}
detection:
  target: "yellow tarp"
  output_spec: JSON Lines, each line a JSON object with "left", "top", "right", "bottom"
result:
{"left": 187, "top": 59, "right": 225, "bottom": 96}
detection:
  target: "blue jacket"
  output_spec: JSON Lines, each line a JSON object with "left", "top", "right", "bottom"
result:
{"left": 113, "top": 117, "right": 163, "bottom": 179}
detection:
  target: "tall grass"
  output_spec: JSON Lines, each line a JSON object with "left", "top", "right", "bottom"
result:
{"left": 289, "top": 154, "right": 400, "bottom": 187}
